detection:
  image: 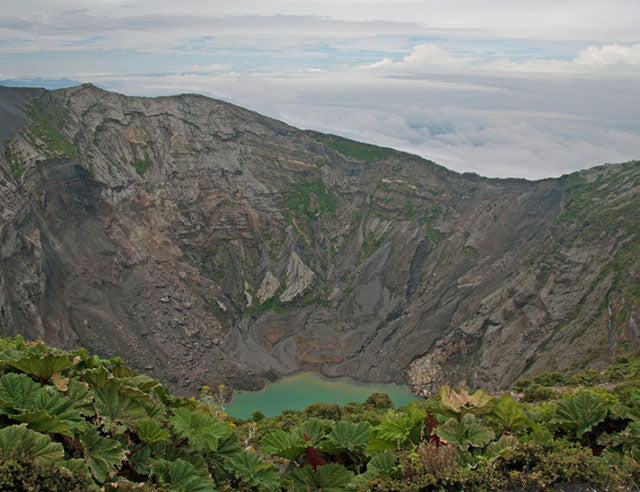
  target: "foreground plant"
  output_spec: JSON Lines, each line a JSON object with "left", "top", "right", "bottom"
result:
{"left": 1, "top": 334, "right": 639, "bottom": 491}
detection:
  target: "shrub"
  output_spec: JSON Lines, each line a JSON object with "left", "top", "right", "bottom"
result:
{"left": 0, "top": 455, "right": 89, "bottom": 491}
{"left": 533, "top": 371, "right": 568, "bottom": 387}
{"left": 366, "top": 392, "right": 394, "bottom": 409}
{"left": 522, "top": 384, "right": 557, "bottom": 403}
{"left": 304, "top": 402, "right": 342, "bottom": 420}
{"left": 568, "top": 369, "right": 600, "bottom": 386}
{"left": 512, "top": 377, "right": 533, "bottom": 392}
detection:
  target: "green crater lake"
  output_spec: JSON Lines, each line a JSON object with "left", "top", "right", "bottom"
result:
{"left": 225, "top": 372, "right": 417, "bottom": 419}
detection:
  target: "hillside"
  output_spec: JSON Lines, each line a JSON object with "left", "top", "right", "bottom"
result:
{"left": 0, "top": 83, "right": 639, "bottom": 396}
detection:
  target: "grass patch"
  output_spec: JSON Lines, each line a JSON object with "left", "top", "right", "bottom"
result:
{"left": 308, "top": 131, "right": 395, "bottom": 163}
{"left": 24, "top": 100, "right": 77, "bottom": 159}
{"left": 131, "top": 153, "right": 151, "bottom": 176}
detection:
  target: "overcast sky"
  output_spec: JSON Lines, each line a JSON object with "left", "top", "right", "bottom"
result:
{"left": 1, "top": 1, "right": 639, "bottom": 179}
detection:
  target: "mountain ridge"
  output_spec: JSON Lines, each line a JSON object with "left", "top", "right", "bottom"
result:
{"left": 0, "top": 83, "right": 638, "bottom": 396}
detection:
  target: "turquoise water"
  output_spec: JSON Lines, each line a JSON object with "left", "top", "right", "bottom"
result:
{"left": 225, "top": 372, "right": 417, "bottom": 419}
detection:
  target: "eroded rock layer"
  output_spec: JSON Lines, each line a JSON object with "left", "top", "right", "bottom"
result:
{"left": 1, "top": 84, "right": 639, "bottom": 395}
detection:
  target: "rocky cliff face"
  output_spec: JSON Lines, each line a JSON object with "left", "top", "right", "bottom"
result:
{"left": 1, "top": 84, "right": 639, "bottom": 395}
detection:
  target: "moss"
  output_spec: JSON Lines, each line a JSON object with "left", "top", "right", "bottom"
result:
{"left": 308, "top": 131, "right": 395, "bottom": 163}
{"left": 282, "top": 179, "right": 336, "bottom": 221}
{"left": 4, "top": 148, "right": 25, "bottom": 181}
{"left": 131, "top": 153, "right": 151, "bottom": 176}
{"left": 24, "top": 100, "right": 77, "bottom": 158}
{"left": 361, "top": 231, "right": 387, "bottom": 259}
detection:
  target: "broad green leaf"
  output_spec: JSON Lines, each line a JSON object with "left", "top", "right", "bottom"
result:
{"left": 224, "top": 449, "right": 281, "bottom": 491}
{"left": 288, "top": 464, "right": 318, "bottom": 490}
{"left": 136, "top": 418, "right": 171, "bottom": 443}
{"left": 367, "top": 452, "right": 396, "bottom": 475}
{"left": 435, "top": 414, "right": 495, "bottom": 450}
{"left": 120, "top": 374, "right": 161, "bottom": 393}
{"left": 483, "top": 435, "right": 518, "bottom": 459}
{"left": 12, "top": 408, "right": 72, "bottom": 436}
{"left": 140, "top": 398, "right": 166, "bottom": 420}
{"left": 94, "top": 384, "right": 148, "bottom": 433}
{"left": 607, "top": 403, "right": 630, "bottom": 420}
{"left": 213, "top": 432, "right": 243, "bottom": 457}
{"left": 552, "top": 392, "right": 607, "bottom": 439}
{"left": 490, "top": 394, "right": 529, "bottom": 433}
{"left": 4, "top": 354, "right": 71, "bottom": 382}
{"left": 80, "top": 427, "right": 127, "bottom": 483}
{"left": 0, "top": 372, "right": 43, "bottom": 413}
{"left": 129, "top": 446, "right": 152, "bottom": 476}
{"left": 66, "top": 379, "right": 95, "bottom": 416}
{"left": 523, "top": 421, "right": 554, "bottom": 444}
{"left": 405, "top": 402, "right": 428, "bottom": 444}
{"left": 297, "top": 417, "right": 329, "bottom": 445}
{"left": 289, "top": 463, "right": 353, "bottom": 492}
{"left": 32, "top": 388, "right": 85, "bottom": 431}
{"left": 82, "top": 367, "right": 114, "bottom": 388}
{"left": 110, "top": 365, "right": 139, "bottom": 379}
{"left": 262, "top": 429, "right": 307, "bottom": 461}
{"left": 351, "top": 453, "right": 397, "bottom": 489}
{"left": 60, "top": 457, "right": 92, "bottom": 479}
{"left": 170, "top": 407, "right": 231, "bottom": 453}
{"left": 151, "top": 458, "right": 214, "bottom": 492}
{"left": 611, "top": 420, "right": 640, "bottom": 455}
{"left": 316, "top": 463, "right": 354, "bottom": 492}
{"left": 148, "top": 441, "right": 210, "bottom": 479}
{"left": 0, "top": 424, "right": 64, "bottom": 463}
{"left": 373, "top": 412, "right": 412, "bottom": 442}
{"left": 0, "top": 373, "right": 84, "bottom": 435}
{"left": 322, "top": 421, "right": 370, "bottom": 453}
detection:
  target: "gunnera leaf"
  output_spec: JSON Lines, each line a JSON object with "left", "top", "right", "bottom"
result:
{"left": 490, "top": 394, "right": 529, "bottom": 433}
{"left": 288, "top": 463, "right": 355, "bottom": 492}
{"left": 0, "top": 424, "right": 64, "bottom": 464}
{"left": 170, "top": 407, "right": 231, "bottom": 453}
{"left": 261, "top": 429, "right": 308, "bottom": 461}
{"left": 0, "top": 372, "right": 43, "bottom": 414}
{"left": 11, "top": 408, "right": 72, "bottom": 436}
{"left": 297, "top": 418, "right": 329, "bottom": 445}
{"left": 224, "top": 449, "right": 281, "bottom": 491}
{"left": 351, "top": 452, "right": 397, "bottom": 488}
{"left": 321, "top": 421, "right": 370, "bottom": 454}
{"left": 372, "top": 412, "right": 413, "bottom": 443}
{"left": 435, "top": 414, "right": 495, "bottom": 450}
{"left": 150, "top": 458, "right": 214, "bottom": 492}
{"left": 94, "top": 384, "right": 149, "bottom": 433}
{"left": 135, "top": 418, "right": 171, "bottom": 444}
{"left": 79, "top": 427, "right": 127, "bottom": 483}
{"left": 4, "top": 354, "right": 72, "bottom": 383}
{"left": 552, "top": 392, "right": 607, "bottom": 439}
{"left": 66, "top": 379, "right": 95, "bottom": 417}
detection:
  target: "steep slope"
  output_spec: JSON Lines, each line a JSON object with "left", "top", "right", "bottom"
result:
{"left": 0, "top": 83, "right": 638, "bottom": 395}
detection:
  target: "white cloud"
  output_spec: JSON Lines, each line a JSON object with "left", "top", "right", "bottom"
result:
{"left": 575, "top": 43, "right": 640, "bottom": 66}
{"left": 72, "top": 68, "right": 639, "bottom": 179}
{"left": 365, "top": 42, "right": 640, "bottom": 76}
{"left": 1, "top": 2, "right": 639, "bottom": 178}
{"left": 488, "top": 43, "right": 640, "bottom": 74}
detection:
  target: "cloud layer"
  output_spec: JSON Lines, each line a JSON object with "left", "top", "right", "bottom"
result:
{"left": 1, "top": 1, "right": 639, "bottom": 179}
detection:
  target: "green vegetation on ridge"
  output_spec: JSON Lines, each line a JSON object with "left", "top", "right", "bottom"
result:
{"left": 24, "top": 100, "right": 77, "bottom": 159}
{"left": 1, "top": 335, "right": 640, "bottom": 490}
{"left": 308, "top": 132, "right": 396, "bottom": 163}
